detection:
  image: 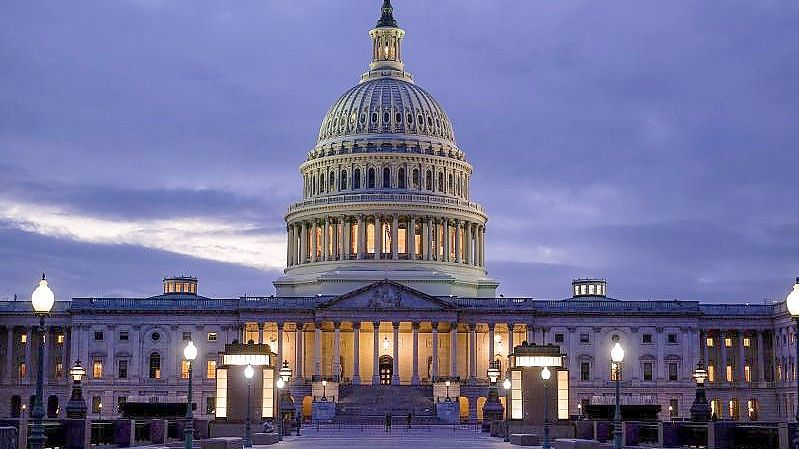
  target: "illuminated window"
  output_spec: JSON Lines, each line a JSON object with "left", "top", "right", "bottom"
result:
{"left": 706, "top": 337, "right": 714, "bottom": 347}
{"left": 55, "top": 359, "right": 63, "bottom": 378}
{"left": 18, "top": 362, "right": 26, "bottom": 378}
{"left": 729, "top": 398, "right": 740, "bottom": 420}
{"left": 20, "top": 334, "right": 27, "bottom": 344}
{"left": 511, "top": 370, "right": 523, "bottom": 419}
{"left": 724, "top": 337, "right": 732, "bottom": 347}
{"left": 610, "top": 362, "right": 622, "bottom": 381}
{"left": 708, "top": 364, "right": 715, "bottom": 382}
{"left": 748, "top": 398, "right": 759, "bottom": 421}
{"left": 743, "top": 337, "right": 751, "bottom": 347}
{"left": 56, "top": 334, "right": 64, "bottom": 344}
{"left": 93, "top": 360, "right": 103, "bottom": 379}
{"left": 726, "top": 365, "right": 733, "bottom": 382}
{"left": 149, "top": 353, "right": 161, "bottom": 379}
{"left": 711, "top": 398, "right": 721, "bottom": 419}
{"left": 207, "top": 332, "right": 217, "bottom": 342}
{"left": 181, "top": 360, "right": 190, "bottom": 379}
{"left": 669, "top": 399, "right": 678, "bottom": 418}
{"left": 207, "top": 360, "right": 217, "bottom": 379}
{"left": 744, "top": 365, "right": 751, "bottom": 382}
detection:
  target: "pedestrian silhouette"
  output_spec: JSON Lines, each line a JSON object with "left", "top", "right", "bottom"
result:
{"left": 385, "top": 412, "right": 392, "bottom": 432}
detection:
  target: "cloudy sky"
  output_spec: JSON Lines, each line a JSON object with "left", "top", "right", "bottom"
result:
{"left": 1, "top": 0, "right": 797, "bottom": 302}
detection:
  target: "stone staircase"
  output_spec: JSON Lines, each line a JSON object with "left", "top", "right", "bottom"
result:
{"left": 333, "top": 384, "right": 441, "bottom": 423}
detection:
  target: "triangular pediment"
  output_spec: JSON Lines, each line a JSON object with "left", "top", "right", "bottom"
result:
{"left": 318, "top": 280, "right": 454, "bottom": 311}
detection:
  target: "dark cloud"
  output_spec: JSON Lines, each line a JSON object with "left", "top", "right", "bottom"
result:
{"left": 1, "top": 0, "right": 797, "bottom": 302}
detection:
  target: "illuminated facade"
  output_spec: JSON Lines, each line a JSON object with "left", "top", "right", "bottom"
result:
{"left": 0, "top": 0, "right": 795, "bottom": 426}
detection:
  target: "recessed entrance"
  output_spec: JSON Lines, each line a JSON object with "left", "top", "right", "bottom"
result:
{"left": 379, "top": 355, "right": 393, "bottom": 385}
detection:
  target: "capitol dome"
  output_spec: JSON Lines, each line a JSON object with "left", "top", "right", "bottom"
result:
{"left": 317, "top": 78, "right": 456, "bottom": 144}
{"left": 275, "top": 0, "right": 498, "bottom": 298}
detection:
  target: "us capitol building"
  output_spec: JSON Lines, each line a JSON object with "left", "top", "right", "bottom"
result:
{"left": 0, "top": 0, "right": 796, "bottom": 425}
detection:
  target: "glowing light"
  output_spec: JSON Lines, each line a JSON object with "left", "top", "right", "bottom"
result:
{"left": 244, "top": 364, "right": 255, "bottom": 380}
{"left": 31, "top": 274, "right": 55, "bottom": 314}
{"left": 183, "top": 341, "right": 197, "bottom": 361}
{"left": 787, "top": 278, "right": 799, "bottom": 317}
{"left": 541, "top": 366, "right": 551, "bottom": 381}
{"left": 611, "top": 342, "right": 625, "bottom": 363}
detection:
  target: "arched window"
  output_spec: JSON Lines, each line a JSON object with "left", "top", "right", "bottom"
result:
{"left": 383, "top": 167, "right": 391, "bottom": 188}
{"left": 353, "top": 168, "right": 361, "bottom": 189}
{"left": 329, "top": 171, "right": 335, "bottom": 191}
{"left": 412, "top": 169, "right": 420, "bottom": 189}
{"left": 448, "top": 173, "right": 454, "bottom": 193}
{"left": 149, "top": 353, "right": 161, "bottom": 379}
{"left": 319, "top": 174, "right": 325, "bottom": 193}
{"left": 437, "top": 173, "right": 444, "bottom": 192}
{"left": 398, "top": 168, "right": 406, "bottom": 189}
{"left": 367, "top": 168, "right": 376, "bottom": 189}
{"left": 341, "top": 170, "right": 348, "bottom": 190}
{"left": 425, "top": 170, "right": 433, "bottom": 191}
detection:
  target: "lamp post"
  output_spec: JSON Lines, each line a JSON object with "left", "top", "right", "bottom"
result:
{"left": 66, "top": 360, "right": 87, "bottom": 418}
{"left": 183, "top": 341, "right": 197, "bottom": 449}
{"left": 30, "top": 274, "right": 55, "bottom": 449}
{"left": 278, "top": 361, "right": 293, "bottom": 439}
{"left": 243, "top": 364, "right": 254, "bottom": 448}
{"left": 482, "top": 361, "right": 504, "bottom": 426}
{"left": 276, "top": 378, "right": 285, "bottom": 441}
{"left": 444, "top": 380, "right": 451, "bottom": 402}
{"left": 502, "top": 378, "right": 511, "bottom": 442}
{"left": 610, "top": 342, "right": 625, "bottom": 449}
{"left": 577, "top": 402, "right": 583, "bottom": 420}
{"left": 690, "top": 362, "right": 710, "bottom": 422}
{"left": 541, "top": 366, "right": 552, "bottom": 449}
{"left": 784, "top": 278, "right": 799, "bottom": 449}
{"left": 321, "top": 379, "right": 328, "bottom": 401}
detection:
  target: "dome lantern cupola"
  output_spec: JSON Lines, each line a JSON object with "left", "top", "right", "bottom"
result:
{"left": 362, "top": 0, "right": 413, "bottom": 83}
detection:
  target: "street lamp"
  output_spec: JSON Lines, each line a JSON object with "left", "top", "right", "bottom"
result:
{"left": 785, "top": 277, "right": 799, "bottom": 449}
{"left": 690, "top": 361, "right": 710, "bottom": 422}
{"left": 321, "top": 379, "right": 328, "bottom": 401}
{"left": 502, "top": 378, "right": 511, "bottom": 442}
{"left": 482, "top": 361, "right": 504, "bottom": 427}
{"left": 577, "top": 402, "right": 583, "bottom": 420}
{"left": 243, "top": 364, "right": 255, "bottom": 448}
{"left": 276, "top": 378, "right": 285, "bottom": 441}
{"left": 278, "top": 361, "right": 293, "bottom": 438}
{"left": 183, "top": 341, "right": 197, "bottom": 449}
{"left": 541, "top": 366, "right": 552, "bottom": 449}
{"left": 610, "top": 341, "right": 625, "bottom": 449}
{"left": 444, "top": 380, "right": 451, "bottom": 402}
{"left": 66, "top": 360, "right": 87, "bottom": 418}
{"left": 30, "top": 274, "right": 55, "bottom": 449}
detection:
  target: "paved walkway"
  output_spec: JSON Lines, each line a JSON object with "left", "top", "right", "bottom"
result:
{"left": 272, "top": 426, "right": 511, "bottom": 448}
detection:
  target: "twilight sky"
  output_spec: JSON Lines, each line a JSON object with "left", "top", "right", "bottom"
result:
{"left": 1, "top": 0, "right": 797, "bottom": 303}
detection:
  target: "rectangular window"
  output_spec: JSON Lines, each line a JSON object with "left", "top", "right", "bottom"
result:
{"left": 743, "top": 337, "right": 751, "bottom": 347}
{"left": 711, "top": 398, "right": 721, "bottom": 419}
{"left": 19, "top": 362, "right": 26, "bottom": 378}
{"left": 117, "top": 396, "right": 127, "bottom": 412}
{"left": 119, "top": 331, "right": 129, "bottom": 341}
{"left": 511, "top": 370, "right": 523, "bottom": 419}
{"left": 181, "top": 360, "right": 190, "bottom": 379}
{"left": 667, "top": 334, "right": 678, "bottom": 344}
{"left": 207, "top": 360, "right": 217, "bottom": 379}
{"left": 642, "top": 334, "right": 652, "bottom": 344}
{"left": 92, "top": 396, "right": 102, "bottom": 414}
{"left": 118, "top": 360, "right": 128, "bottom": 379}
{"left": 729, "top": 398, "right": 740, "bottom": 420}
{"left": 744, "top": 365, "right": 751, "bottom": 382}
{"left": 55, "top": 359, "right": 63, "bottom": 378}
{"left": 708, "top": 364, "right": 715, "bottom": 382}
{"left": 706, "top": 337, "right": 714, "bottom": 347}
{"left": 150, "top": 356, "right": 161, "bottom": 379}
{"left": 643, "top": 362, "right": 653, "bottom": 381}
{"left": 93, "top": 360, "right": 104, "bottom": 379}
{"left": 183, "top": 332, "right": 192, "bottom": 341}
{"left": 725, "top": 337, "right": 732, "bottom": 347}
{"left": 207, "top": 332, "right": 218, "bottom": 342}
{"left": 20, "top": 333, "right": 27, "bottom": 344}
{"left": 669, "top": 399, "right": 679, "bottom": 418}
{"left": 554, "top": 333, "right": 564, "bottom": 343}
{"left": 56, "top": 334, "right": 64, "bottom": 344}
{"left": 668, "top": 362, "right": 678, "bottom": 381}
{"left": 579, "top": 333, "right": 590, "bottom": 343}
{"left": 726, "top": 365, "right": 733, "bottom": 382}
{"left": 206, "top": 397, "right": 216, "bottom": 415}
{"left": 580, "top": 362, "right": 590, "bottom": 381}
{"left": 94, "top": 331, "right": 104, "bottom": 341}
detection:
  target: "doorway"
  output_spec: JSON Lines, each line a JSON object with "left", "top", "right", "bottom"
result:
{"left": 379, "top": 355, "right": 393, "bottom": 385}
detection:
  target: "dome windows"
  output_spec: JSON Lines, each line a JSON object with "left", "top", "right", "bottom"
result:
{"left": 367, "top": 168, "right": 376, "bottom": 188}
{"left": 371, "top": 112, "right": 378, "bottom": 123}
{"left": 396, "top": 112, "right": 402, "bottom": 123}
{"left": 437, "top": 172, "right": 444, "bottom": 192}
{"left": 383, "top": 111, "right": 390, "bottom": 124}
{"left": 412, "top": 169, "right": 420, "bottom": 189}
{"left": 341, "top": 170, "right": 348, "bottom": 190}
{"left": 425, "top": 170, "right": 432, "bottom": 190}
{"left": 398, "top": 168, "right": 406, "bottom": 189}
{"left": 407, "top": 113, "right": 413, "bottom": 124}
{"left": 383, "top": 167, "right": 391, "bottom": 188}
{"left": 353, "top": 169, "right": 362, "bottom": 189}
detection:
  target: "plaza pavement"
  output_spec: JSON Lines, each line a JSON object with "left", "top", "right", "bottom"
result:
{"left": 267, "top": 426, "right": 511, "bottom": 448}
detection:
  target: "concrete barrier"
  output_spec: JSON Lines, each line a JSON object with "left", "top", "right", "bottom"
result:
{"left": 509, "top": 433, "right": 539, "bottom": 446}
{"left": 200, "top": 437, "right": 244, "bottom": 449}
{"left": 553, "top": 438, "right": 599, "bottom": 449}
{"left": 251, "top": 433, "right": 279, "bottom": 445}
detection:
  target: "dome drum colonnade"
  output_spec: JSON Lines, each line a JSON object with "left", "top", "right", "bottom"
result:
{"left": 276, "top": 0, "right": 497, "bottom": 297}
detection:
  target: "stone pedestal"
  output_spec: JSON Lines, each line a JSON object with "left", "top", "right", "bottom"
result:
{"left": 436, "top": 401, "right": 460, "bottom": 424}
{"left": 311, "top": 401, "right": 336, "bottom": 422}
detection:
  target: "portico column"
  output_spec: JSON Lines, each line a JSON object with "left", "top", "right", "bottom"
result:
{"left": 357, "top": 215, "right": 366, "bottom": 259}
{"left": 392, "top": 322, "right": 400, "bottom": 384}
{"left": 738, "top": 331, "right": 746, "bottom": 383}
{"left": 507, "top": 323, "right": 514, "bottom": 357}
{"left": 488, "top": 323, "right": 495, "bottom": 364}
{"left": 391, "top": 215, "right": 399, "bottom": 260}
{"left": 450, "top": 322, "right": 458, "bottom": 378}
{"left": 406, "top": 216, "right": 415, "bottom": 259}
{"left": 322, "top": 217, "right": 330, "bottom": 261}
{"left": 411, "top": 323, "right": 420, "bottom": 385}
{"left": 474, "top": 225, "right": 481, "bottom": 266}
{"left": 276, "top": 323, "right": 284, "bottom": 370}
{"left": 287, "top": 226, "right": 294, "bottom": 266}
{"left": 720, "top": 331, "right": 728, "bottom": 383}
{"left": 372, "top": 322, "right": 381, "bottom": 385}
{"left": 527, "top": 324, "right": 535, "bottom": 345}
{"left": 314, "top": 323, "right": 322, "bottom": 379}
{"left": 757, "top": 331, "right": 766, "bottom": 383}
{"left": 333, "top": 322, "right": 341, "bottom": 381}
{"left": 375, "top": 214, "right": 383, "bottom": 259}
{"left": 295, "top": 324, "right": 304, "bottom": 381}
{"left": 352, "top": 323, "right": 361, "bottom": 384}
{"left": 455, "top": 220, "right": 462, "bottom": 263}
{"left": 294, "top": 223, "right": 302, "bottom": 264}
{"left": 443, "top": 219, "right": 450, "bottom": 262}
{"left": 468, "top": 323, "right": 476, "bottom": 381}
{"left": 431, "top": 323, "right": 440, "bottom": 380}
{"left": 300, "top": 222, "right": 308, "bottom": 264}
{"left": 310, "top": 220, "right": 318, "bottom": 263}
{"left": 257, "top": 322, "right": 264, "bottom": 344}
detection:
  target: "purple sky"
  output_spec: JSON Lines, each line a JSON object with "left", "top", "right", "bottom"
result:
{"left": 1, "top": 0, "right": 798, "bottom": 303}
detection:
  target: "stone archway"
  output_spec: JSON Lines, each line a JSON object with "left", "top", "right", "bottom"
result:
{"left": 476, "top": 396, "right": 487, "bottom": 422}
{"left": 458, "top": 396, "right": 470, "bottom": 422}
{"left": 302, "top": 396, "right": 313, "bottom": 421}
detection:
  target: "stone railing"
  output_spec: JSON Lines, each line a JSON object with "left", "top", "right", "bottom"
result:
{"left": 287, "top": 192, "right": 485, "bottom": 214}
{"left": 450, "top": 297, "right": 703, "bottom": 313}
{"left": 70, "top": 298, "right": 239, "bottom": 311}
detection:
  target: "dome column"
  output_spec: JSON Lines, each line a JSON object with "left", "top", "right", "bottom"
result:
{"left": 406, "top": 215, "right": 415, "bottom": 260}
{"left": 391, "top": 214, "right": 399, "bottom": 260}
{"left": 322, "top": 217, "right": 330, "bottom": 261}
{"left": 465, "top": 222, "right": 473, "bottom": 265}
{"left": 310, "top": 220, "right": 318, "bottom": 263}
{"left": 342, "top": 215, "right": 351, "bottom": 260}
{"left": 455, "top": 219, "right": 462, "bottom": 264}
{"left": 375, "top": 214, "right": 383, "bottom": 259}
{"left": 357, "top": 215, "right": 366, "bottom": 259}
{"left": 443, "top": 218, "right": 450, "bottom": 262}
{"left": 481, "top": 225, "right": 486, "bottom": 267}
{"left": 300, "top": 221, "right": 308, "bottom": 264}
{"left": 423, "top": 218, "right": 431, "bottom": 261}
{"left": 287, "top": 225, "right": 294, "bottom": 266}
